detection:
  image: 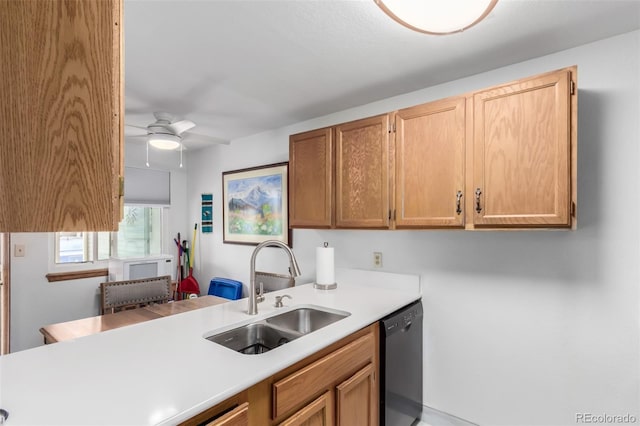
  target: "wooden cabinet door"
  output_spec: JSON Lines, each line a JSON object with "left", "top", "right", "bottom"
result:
{"left": 336, "top": 363, "right": 376, "bottom": 426}
{"left": 472, "top": 69, "right": 575, "bottom": 227}
{"left": 279, "top": 392, "right": 334, "bottom": 426}
{"left": 394, "top": 97, "right": 466, "bottom": 228}
{"left": 206, "top": 402, "right": 249, "bottom": 426}
{"left": 289, "top": 128, "right": 333, "bottom": 228}
{"left": 0, "top": 0, "right": 123, "bottom": 232}
{"left": 335, "top": 115, "right": 390, "bottom": 228}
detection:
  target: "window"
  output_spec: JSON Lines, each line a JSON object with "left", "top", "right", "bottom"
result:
{"left": 55, "top": 232, "right": 110, "bottom": 264}
{"left": 54, "top": 206, "right": 165, "bottom": 265}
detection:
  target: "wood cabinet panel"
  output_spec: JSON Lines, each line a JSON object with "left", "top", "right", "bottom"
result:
{"left": 207, "top": 402, "right": 249, "bottom": 426}
{"left": 180, "top": 391, "right": 248, "bottom": 426}
{"left": 472, "top": 69, "right": 574, "bottom": 227}
{"left": 273, "top": 332, "right": 374, "bottom": 418}
{"left": 336, "top": 363, "right": 376, "bottom": 426}
{"left": 0, "top": 0, "right": 123, "bottom": 231}
{"left": 394, "top": 97, "right": 466, "bottom": 228}
{"left": 289, "top": 128, "right": 333, "bottom": 228}
{"left": 279, "top": 392, "right": 333, "bottom": 426}
{"left": 335, "top": 115, "right": 390, "bottom": 228}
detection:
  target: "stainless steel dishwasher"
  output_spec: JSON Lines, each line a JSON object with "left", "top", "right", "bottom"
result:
{"left": 380, "top": 300, "right": 423, "bottom": 426}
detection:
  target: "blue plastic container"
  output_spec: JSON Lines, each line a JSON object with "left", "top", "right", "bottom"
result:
{"left": 208, "top": 277, "right": 243, "bottom": 300}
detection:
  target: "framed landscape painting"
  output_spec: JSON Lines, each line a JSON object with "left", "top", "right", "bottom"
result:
{"left": 222, "top": 162, "right": 290, "bottom": 246}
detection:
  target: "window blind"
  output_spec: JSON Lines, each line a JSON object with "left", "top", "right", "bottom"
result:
{"left": 124, "top": 167, "right": 170, "bottom": 205}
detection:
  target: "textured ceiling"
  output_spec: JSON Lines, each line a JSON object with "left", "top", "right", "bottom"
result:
{"left": 124, "top": 0, "right": 640, "bottom": 149}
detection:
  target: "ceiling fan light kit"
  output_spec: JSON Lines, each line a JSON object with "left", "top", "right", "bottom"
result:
{"left": 148, "top": 133, "right": 182, "bottom": 150}
{"left": 374, "top": 0, "right": 498, "bottom": 35}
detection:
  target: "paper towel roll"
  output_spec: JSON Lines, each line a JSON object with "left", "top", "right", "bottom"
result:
{"left": 316, "top": 244, "right": 335, "bottom": 285}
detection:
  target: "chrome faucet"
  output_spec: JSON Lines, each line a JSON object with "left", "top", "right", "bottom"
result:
{"left": 248, "top": 240, "right": 301, "bottom": 315}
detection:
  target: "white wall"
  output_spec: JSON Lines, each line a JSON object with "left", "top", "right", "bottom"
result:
{"left": 9, "top": 143, "right": 188, "bottom": 352}
{"left": 186, "top": 31, "right": 640, "bottom": 425}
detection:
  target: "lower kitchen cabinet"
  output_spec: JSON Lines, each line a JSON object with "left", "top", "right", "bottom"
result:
{"left": 183, "top": 324, "right": 378, "bottom": 426}
{"left": 279, "top": 392, "right": 333, "bottom": 426}
{"left": 335, "top": 363, "right": 376, "bottom": 426}
{"left": 273, "top": 325, "right": 378, "bottom": 425}
{"left": 281, "top": 364, "right": 376, "bottom": 426}
{"left": 180, "top": 392, "right": 248, "bottom": 426}
{"left": 208, "top": 403, "right": 249, "bottom": 426}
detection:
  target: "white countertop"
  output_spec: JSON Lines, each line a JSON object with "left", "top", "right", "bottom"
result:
{"left": 0, "top": 270, "right": 420, "bottom": 425}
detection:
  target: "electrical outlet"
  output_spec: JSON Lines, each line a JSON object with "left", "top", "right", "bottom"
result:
{"left": 373, "top": 251, "right": 382, "bottom": 268}
{"left": 14, "top": 244, "right": 25, "bottom": 257}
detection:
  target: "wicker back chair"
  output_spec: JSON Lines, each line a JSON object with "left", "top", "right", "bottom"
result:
{"left": 100, "top": 275, "right": 172, "bottom": 314}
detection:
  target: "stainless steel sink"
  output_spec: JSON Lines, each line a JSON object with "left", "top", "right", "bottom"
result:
{"left": 266, "top": 307, "right": 350, "bottom": 334}
{"left": 205, "top": 305, "right": 350, "bottom": 355}
{"left": 206, "top": 323, "right": 302, "bottom": 355}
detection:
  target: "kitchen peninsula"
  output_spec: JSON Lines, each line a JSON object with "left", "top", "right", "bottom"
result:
{"left": 0, "top": 271, "right": 420, "bottom": 425}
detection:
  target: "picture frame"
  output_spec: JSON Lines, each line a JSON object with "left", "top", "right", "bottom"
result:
{"left": 222, "top": 162, "right": 291, "bottom": 246}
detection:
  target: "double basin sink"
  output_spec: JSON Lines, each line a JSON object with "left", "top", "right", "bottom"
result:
{"left": 205, "top": 305, "right": 350, "bottom": 355}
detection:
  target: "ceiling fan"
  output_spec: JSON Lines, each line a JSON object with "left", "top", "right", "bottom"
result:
{"left": 126, "top": 112, "right": 228, "bottom": 167}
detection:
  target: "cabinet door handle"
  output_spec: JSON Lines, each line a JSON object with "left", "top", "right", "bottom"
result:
{"left": 456, "top": 191, "right": 463, "bottom": 215}
{"left": 475, "top": 188, "right": 482, "bottom": 213}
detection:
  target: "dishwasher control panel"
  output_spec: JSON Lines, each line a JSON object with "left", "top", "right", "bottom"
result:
{"left": 381, "top": 300, "right": 423, "bottom": 335}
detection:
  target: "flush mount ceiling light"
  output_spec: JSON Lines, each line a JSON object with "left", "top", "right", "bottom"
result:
{"left": 374, "top": 0, "right": 498, "bottom": 35}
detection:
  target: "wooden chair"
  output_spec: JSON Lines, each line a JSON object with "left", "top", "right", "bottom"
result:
{"left": 100, "top": 275, "right": 172, "bottom": 315}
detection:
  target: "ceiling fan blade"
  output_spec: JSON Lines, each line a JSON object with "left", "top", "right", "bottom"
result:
{"left": 168, "top": 119, "right": 196, "bottom": 135}
{"left": 125, "top": 124, "right": 149, "bottom": 130}
{"left": 183, "top": 132, "right": 230, "bottom": 146}
{"left": 125, "top": 124, "right": 149, "bottom": 136}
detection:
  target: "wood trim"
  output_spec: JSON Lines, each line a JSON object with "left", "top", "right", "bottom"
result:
{"left": 114, "top": 0, "right": 124, "bottom": 226}
{"left": 45, "top": 268, "right": 108, "bottom": 283}
{"left": 1, "top": 233, "right": 10, "bottom": 354}
{"left": 570, "top": 67, "right": 578, "bottom": 230}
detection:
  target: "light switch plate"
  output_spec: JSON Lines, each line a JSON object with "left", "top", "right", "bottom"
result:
{"left": 14, "top": 244, "right": 25, "bottom": 257}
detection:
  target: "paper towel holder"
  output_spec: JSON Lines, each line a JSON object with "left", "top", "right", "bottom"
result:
{"left": 314, "top": 242, "right": 337, "bottom": 290}
{"left": 314, "top": 283, "right": 337, "bottom": 290}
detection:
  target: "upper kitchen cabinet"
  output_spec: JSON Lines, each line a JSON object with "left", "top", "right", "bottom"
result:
{"left": 289, "top": 127, "right": 334, "bottom": 228}
{"left": 0, "top": 0, "right": 123, "bottom": 232}
{"left": 470, "top": 67, "right": 577, "bottom": 228}
{"left": 335, "top": 115, "right": 390, "bottom": 229}
{"left": 289, "top": 66, "right": 577, "bottom": 231}
{"left": 394, "top": 97, "right": 466, "bottom": 228}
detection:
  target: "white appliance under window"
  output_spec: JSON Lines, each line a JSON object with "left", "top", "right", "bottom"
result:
{"left": 108, "top": 254, "right": 174, "bottom": 282}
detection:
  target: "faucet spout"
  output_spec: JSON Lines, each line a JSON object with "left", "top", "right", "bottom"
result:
{"left": 248, "top": 240, "right": 301, "bottom": 315}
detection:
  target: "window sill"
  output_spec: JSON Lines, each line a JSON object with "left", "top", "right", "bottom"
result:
{"left": 46, "top": 268, "right": 108, "bottom": 283}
